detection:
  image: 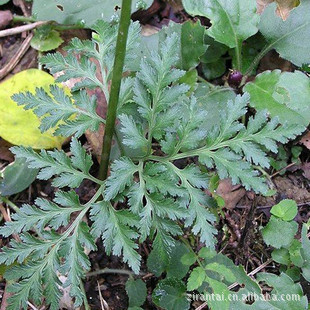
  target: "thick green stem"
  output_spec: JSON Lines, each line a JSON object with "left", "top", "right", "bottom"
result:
{"left": 235, "top": 40, "right": 243, "bottom": 72}
{"left": 240, "top": 44, "right": 271, "bottom": 86}
{"left": 98, "top": 0, "right": 132, "bottom": 180}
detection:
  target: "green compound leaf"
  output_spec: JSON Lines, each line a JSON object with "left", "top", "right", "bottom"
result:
{"left": 0, "top": 208, "right": 96, "bottom": 310}
{"left": 270, "top": 199, "right": 298, "bottom": 221}
{"left": 182, "top": 0, "right": 259, "bottom": 48}
{"left": 244, "top": 70, "right": 310, "bottom": 126}
{"left": 104, "top": 157, "right": 139, "bottom": 201}
{"left": 90, "top": 201, "right": 141, "bottom": 274}
{"left": 13, "top": 86, "right": 104, "bottom": 137}
{"left": 259, "top": 1, "right": 310, "bottom": 67}
{"left": 0, "top": 191, "right": 83, "bottom": 237}
{"left": 11, "top": 137, "right": 99, "bottom": 188}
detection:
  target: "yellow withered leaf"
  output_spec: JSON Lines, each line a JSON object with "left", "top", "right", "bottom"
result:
{"left": 0, "top": 69, "right": 67, "bottom": 149}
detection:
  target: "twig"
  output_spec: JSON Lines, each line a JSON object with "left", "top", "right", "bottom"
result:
{"left": 236, "top": 201, "right": 310, "bottom": 210}
{"left": 238, "top": 196, "right": 257, "bottom": 252}
{"left": 0, "top": 33, "right": 33, "bottom": 80}
{"left": 0, "top": 21, "right": 47, "bottom": 38}
{"left": 27, "top": 301, "right": 39, "bottom": 310}
{"left": 271, "top": 162, "right": 296, "bottom": 178}
{"left": 97, "top": 281, "right": 109, "bottom": 310}
{"left": 87, "top": 268, "right": 135, "bottom": 277}
{"left": 0, "top": 284, "right": 10, "bottom": 310}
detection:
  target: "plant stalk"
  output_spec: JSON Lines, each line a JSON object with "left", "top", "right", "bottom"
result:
{"left": 98, "top": 0, "right": 132, "bottom": 180}
{"left": 12, "top": 15, "right": 37, "bottom": 23}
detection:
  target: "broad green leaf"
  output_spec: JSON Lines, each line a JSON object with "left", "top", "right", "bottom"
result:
{"left": 206, "top": 277, "right": 230, "bottom": 310}
{"left": 153, "top": 278, "right": 190, "bottom": 310}
{"left": 259, "top": 1, "right": 310, "bottom": 66}
{"left": 180, "top": 20, "right": 207, "bottom": 70}
{"left": 301, "top": 224, "right": 310, "bottom": 281}
{"left": 202, "top": 58, "right": 226, "bottom": 80}
{"left": 0, "top": 159, "right": 38, "bottom": 196}
{"left": 181, "top": 252, "right": 196, "bottom": 266}
{"left": 147, "top": 247, "right": 166, "bottom": 277}
{"left": 255, "top": 273, "right": 308, "bottom": 309}
{"left": 166, "top": 243, "right": 191, "bottom": 279}
{"left": 262, "top": 216, "right": 298, "bottom": 249}
{"left": 289, "top": 239, "right": 303, "bottom": 268}
{"left": 32, "top": 0, "right": 153, "bottom": 27}
{"left": 31, "top": 25, "right": 64, "bottom": 52}
{"left": 182, "top": 0, "right": 260, "bottom": 48}
{"left": 244, "top": 70, "right": 310, "bottom": 126}
{"left": 0, "top": 69, "right": 66, "bottom": 149}
{"left": 125, "top": 278, "right": 147, "bottom": 307}
{"left": 270, "top": 199, "right": 298, "bottom": 221}
{"left": 0, "top": 0, "right": 10, "bottom": 4}
{"left": 271, "top": 248, "right": 290, "bottom": 265}
{"left": 201, "top": 34, "right": 228, "bottom": 64}
{"left": 205, "top": 262, "right": 236, "bottom": 282}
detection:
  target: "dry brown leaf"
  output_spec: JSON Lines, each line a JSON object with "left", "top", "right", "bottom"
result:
{"left": 257, "top": 0, "right": 273, "bottom": 14}
{"left": 300, "top": 131, "right": 310, "bottom": 150}
{"left": 216, "top": 179, "right": 246, "bottom": 209}
{"left": 0, "top": 11, "right": 13, "bottom": 30}
{"left": 257, "top": 0, "right": 300, "bottom": 20}
{"left": 301, "top": 162, "right": 310, "bottom": 180}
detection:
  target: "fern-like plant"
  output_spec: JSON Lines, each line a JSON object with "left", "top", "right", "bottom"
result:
{"left": 0, "top": 6, "right": 307, "bottom": 310}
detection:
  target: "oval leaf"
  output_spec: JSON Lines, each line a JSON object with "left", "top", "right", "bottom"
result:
{"left": 182, "top": 0, "right": 260, "bottom": 48}
{"left": 0, "top": 158, "right": 38, "bottom": 196}
{"left": 244, "top": 70, "right": 310, "bottom": 126}
{"left": 270, "top": 199, "right": 298, "bottom": 221}
{"left": 259, "top": 1, "right": 310, "bottom": 66}
{"left": 32, "top": 0, "right": 153, "bottom": 27}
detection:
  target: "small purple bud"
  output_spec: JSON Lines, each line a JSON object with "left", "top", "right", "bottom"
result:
{"left": 228, "top": 70, "right": 243, "bottom": 86}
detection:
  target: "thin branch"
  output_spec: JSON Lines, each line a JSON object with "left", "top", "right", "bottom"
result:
{"left": 87, "top": 268, "right": 136, "bottom": 277}
{"left": 0, "top": 21, "right": 47, "bottom": 38}
{"left": 98, "top": 0, "right": 132, "bottom": 180}
{"left": 0, "top": 33, "right": 33, "bottom": 80}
